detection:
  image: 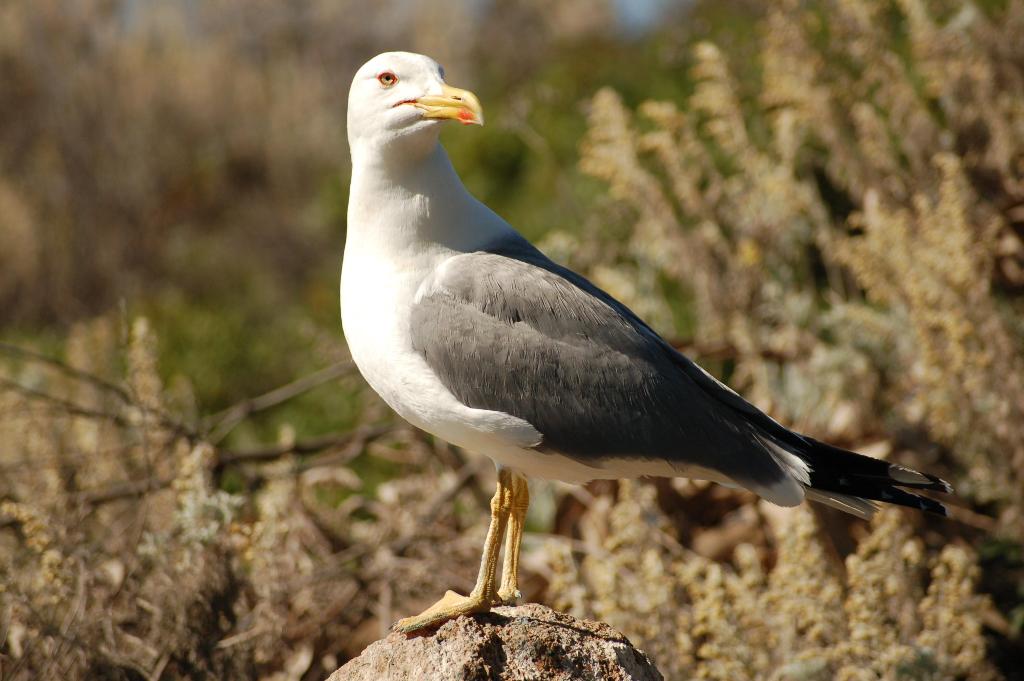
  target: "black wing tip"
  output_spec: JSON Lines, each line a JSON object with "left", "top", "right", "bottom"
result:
{"left": 918, "top": 495, "right": 950, "bottom": 517}
{"left": 875, "top": 485, "right": 950, "bottom": 517}
{"left": 798, "top": 440, "right": 954, "bottom": 517}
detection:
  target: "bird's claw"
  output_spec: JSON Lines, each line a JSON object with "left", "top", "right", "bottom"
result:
{"left": 392, "top": 590, "right": 497, "bottom": 633}
{"left": 497, "top": 587, "right": 521, "bottom": 606}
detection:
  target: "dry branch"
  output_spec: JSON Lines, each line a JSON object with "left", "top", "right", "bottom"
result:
{"left": 203, "top": 359, "right": 356, "bottom": 443}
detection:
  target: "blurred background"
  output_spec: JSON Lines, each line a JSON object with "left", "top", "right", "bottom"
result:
{"left": 1, "top": 0, "right": 1023, "bottom": 678}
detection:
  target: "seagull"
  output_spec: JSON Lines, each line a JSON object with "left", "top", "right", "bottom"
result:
{"left": 341, "top": 51, "right": 952, "bottom": 633}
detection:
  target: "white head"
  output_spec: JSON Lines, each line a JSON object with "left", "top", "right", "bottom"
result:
{"left": 346, "top": 51, "right": 483, "bottom": 160}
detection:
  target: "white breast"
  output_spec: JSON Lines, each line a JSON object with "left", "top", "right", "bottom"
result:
{"left": 341, "top": 250, "right": 543, "bottom": 460}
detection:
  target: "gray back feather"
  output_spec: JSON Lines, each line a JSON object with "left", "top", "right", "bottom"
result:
{"left": 410, "top": 234, "right": 792, "bottom": 492}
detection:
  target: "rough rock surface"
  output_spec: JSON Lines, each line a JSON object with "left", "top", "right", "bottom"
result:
{"left": 330, "top": 603, "right": 663, "bottom": 681}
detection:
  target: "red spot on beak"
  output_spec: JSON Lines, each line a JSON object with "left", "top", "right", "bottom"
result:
{"left": 458, "top": 109, "right": 475, "bottom": 124}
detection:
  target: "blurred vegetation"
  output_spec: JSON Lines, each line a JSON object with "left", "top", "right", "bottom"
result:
{"left": 550, "top": 483, "right": 1000, "bottom": 681}
{"left": 1, "top": 0, "right": 1023, "bottom": 679}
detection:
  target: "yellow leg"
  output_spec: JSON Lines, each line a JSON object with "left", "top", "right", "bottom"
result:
{"left": 393, "top": 468, "right": 514, "bottom": 633}
{"left": 498, "top": 473, "right": 529, "bottom": 604}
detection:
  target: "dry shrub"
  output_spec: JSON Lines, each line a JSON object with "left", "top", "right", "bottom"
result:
{"left": 577, "top": 0, "right": 1024, "bottom": 530}
{"left": 0, "top": 0, "right": 389, "bottom": 323}
{"left": 833, "top": 155, "right": 1024, "bottom": 514}
{"left": 562, "top": 2, "right": 1022, "bottom": 672}
{"left": 0, "top": 316, "right": 488, "bottom": 679}
{"left": 548, "top": 481, "right": 1000, "bottom": 681}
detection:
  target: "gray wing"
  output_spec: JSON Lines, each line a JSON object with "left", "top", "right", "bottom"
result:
{"left": 410, "top": 234, "right": 806, "bottom": 500}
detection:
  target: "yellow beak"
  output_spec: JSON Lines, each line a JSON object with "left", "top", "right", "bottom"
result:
{"left": 414, "top": 84, "right": 484, "bottom": 126}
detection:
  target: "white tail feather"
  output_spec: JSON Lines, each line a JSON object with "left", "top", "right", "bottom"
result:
{"left": 804, "top": 488, "right": 879, "bottom": 520}
{"left": 760, "top": 438, "right": 812, "bottom": 486}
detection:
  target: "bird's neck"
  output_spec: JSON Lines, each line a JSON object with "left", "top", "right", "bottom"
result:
{"left": 346, "top": 142, "right": 503, "bottom": 262}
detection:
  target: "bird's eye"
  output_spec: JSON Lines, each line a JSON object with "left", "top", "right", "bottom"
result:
{"left": 377, "top": 71, "right": 398, "bottom": 88}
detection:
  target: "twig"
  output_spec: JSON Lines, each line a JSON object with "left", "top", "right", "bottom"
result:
{"left": 0, "top": 341, "right": 133, "bottom": 403}
{"left": 44, "top": 559, "right": 88, "bottom": 679}
{"left": 215, "top": 624, "right": 268, "bottom": 650}
{"left": 73, "top": 476, "right": 174, "bottom": 506}
{"left": 431, "top": 441, "right": 490, "bottom": 510}
{"left": 97, "top": 645, "right": 155, "bottom": 681}
{"left": 0, "top": 343, "right": 372, "bottom": 456}
{"left": 0, "top": 377, "right": 133, "bottom": 429}
{"left": 392, "top": 463, "right": 481, "bottom": 554}
{"left": 295, "top": 424, "right": 396, "bottom": 472}
{"left": 203, "top": 360, "right": 355, "bottom": 442}
{"left": 150, "top": 653, "right": 170, "bottom": 681}
{"left": 294, "top": 460, "right": 485, "bottom": 589}
{"left": 0, "top": 344, "right": 197, "bottom": 439}
{"left": 218, "top": 423, "right": 392, "bottom": 466}
{"left": 54, "top": 425, "right": 395, "bottom": 509}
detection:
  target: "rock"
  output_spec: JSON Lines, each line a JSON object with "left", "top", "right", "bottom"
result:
{"left": 330, "top": 603, "right": 663, "bottom": 681}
